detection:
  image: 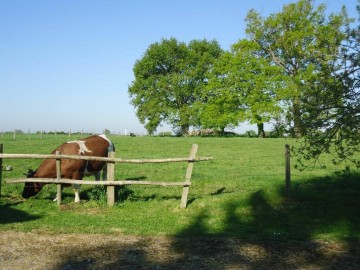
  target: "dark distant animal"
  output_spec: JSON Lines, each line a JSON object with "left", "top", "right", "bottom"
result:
{"left": 22, "top": 134, "right": 115, "bottom": 202}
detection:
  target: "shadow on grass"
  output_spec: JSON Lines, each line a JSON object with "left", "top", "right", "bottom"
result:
{"left": 14, "top": 172, "right": 360, "bottom": 269}
{"left": 0, "top": 202, "right": 41, "bottom": 224}
{"left": 170, "top": 171, "right": 360, "bottom": 268}
{"left": 124, "top": 176, "right": 147, "bottom": 181}
{"left": 211, "top": 186, "right": 226, "bottom": 195}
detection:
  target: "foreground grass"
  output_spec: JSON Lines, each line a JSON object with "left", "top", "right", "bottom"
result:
{"left": 0, "top": 134, "right": 359, "bottom": 241}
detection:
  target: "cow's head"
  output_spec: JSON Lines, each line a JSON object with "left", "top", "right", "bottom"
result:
{"left": 22, "top": 169, "right": 43, "bottom": 198}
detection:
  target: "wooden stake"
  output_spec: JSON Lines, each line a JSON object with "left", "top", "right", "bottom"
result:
{"left": 107, "top": 151, "right": 116, "bottom": 206}
{"left": 180, "top": 144, "right": 198, "bottom": 208}
{"left": 56, "top": 151, "right": 62, "bottom": 205}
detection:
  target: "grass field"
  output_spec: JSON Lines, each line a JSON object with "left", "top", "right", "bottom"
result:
{"left": 1, "top": 134, "right": 359, "bottom": 242}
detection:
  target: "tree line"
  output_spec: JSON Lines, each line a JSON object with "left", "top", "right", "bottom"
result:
{"left": 128, "top": 0, "right": 359, "bottom": 168}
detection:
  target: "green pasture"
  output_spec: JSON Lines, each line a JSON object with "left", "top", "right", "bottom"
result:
{"left": 0, "top": 134, "right": 359, "bottom": 241}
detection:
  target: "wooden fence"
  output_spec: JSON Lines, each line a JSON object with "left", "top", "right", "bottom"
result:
{"left": 0, "top": 144, "right": 213, "bottom": 208}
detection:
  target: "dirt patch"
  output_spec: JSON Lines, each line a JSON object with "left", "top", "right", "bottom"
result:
{"left": 0, "top": 231, "right": 359, "bottom": 269}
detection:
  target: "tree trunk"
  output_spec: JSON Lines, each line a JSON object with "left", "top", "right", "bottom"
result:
{"left": 255, "top": 115, "right": 265, "bottom": 138}
{"left": 219, "top": 126, "right": 225, "bottom": 136}
{"left": 293, "top": 97, "right": 303, "bottom": 138}
{"left": 180, "top": 124, "right": 189, "bottom": 136}
{"left": 257, "top": 122, "right": 266, "bottom": 138}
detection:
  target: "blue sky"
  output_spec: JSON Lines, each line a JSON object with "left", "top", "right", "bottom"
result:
{"left": 0, "top": 0, "right": 358, "bottom": 135}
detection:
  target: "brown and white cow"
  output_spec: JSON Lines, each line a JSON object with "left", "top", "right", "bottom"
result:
{"left": 22, "top": 134, "right": 115, "bottom": 202}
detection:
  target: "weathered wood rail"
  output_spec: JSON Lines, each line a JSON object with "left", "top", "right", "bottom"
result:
{"left": 1, "top": 144, "right": 213, "bottom": 208}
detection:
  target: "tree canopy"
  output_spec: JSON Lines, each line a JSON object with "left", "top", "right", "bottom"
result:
{"left": 128, "top": 38, "right": 223, "bottom": 135}
{"left": 294, "top": 2, "right": 360, "bottom": 168}
{"left": 197, "top": 39, "right": 284, "bottom": 136}
{"left": 245, "top": 0, "right": 352, "bottom": 138}
{"left": 243, "top": 0, "right": 359, "bottom": 167}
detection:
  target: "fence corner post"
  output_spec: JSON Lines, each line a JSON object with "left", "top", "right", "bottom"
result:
{"left": 107, "top": 151, "right": 115, "bottom": 206}
{"left": 285, "top": 144, "right": 291, "bottom": 195}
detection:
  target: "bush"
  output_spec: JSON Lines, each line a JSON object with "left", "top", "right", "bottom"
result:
{"left": 87, "top": 185, "right": 134, "bottom": 204}
{"left": 87, "top": 185, "right": 107, "bottom": 203}
{"left": 158, "top": 132, "right": 173, "bottom": 137}
{"left": 246, "top": 130, "right": 257, "bottom": 137}
{"left": 116, "top": 185, "right": 134, "bottom": 202}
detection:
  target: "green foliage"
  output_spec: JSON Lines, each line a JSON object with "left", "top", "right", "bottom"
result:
{"left": 128, "top": 38, "right": 223, "bottom": 135}
{"left": 158, "top": 131, "right": 173, "bottom": 137}
{"left": 128, "top": 1, "right": 358, "bottom": 170}
{"left": 242, "top": 0, "right": 359, "bottom": 167}
{"left": 86, "top": 185, "right": 134, "bottom": 204}
{"left": 103, "top": 129, "right": 111, "bottom": 136}
{"left": 193, "top": 51, "right": 244, "bottom": 132}
{"left": 87, "top": 185, "right": 107, "bottom": 203}
{"left": 245, "top": 0, "right": 352, "bottom": 138}
{"left": 295, "top": 7, "right": 359, "bottom": 168}
{"left": 116, "top": 186, "right": 134, "bottom": 202}
{"left": 245, "top": 130, "right": 257, "bottom": 138}
{"left": 197, "top": 39, "right": 283, "bottom": 133}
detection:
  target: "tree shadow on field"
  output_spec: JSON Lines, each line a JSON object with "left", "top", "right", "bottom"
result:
{"left": 0, "top": 201, "right": 41, "bottom": 224}
{"left": 55, "top": 242, "right": 149, "bottom": 270}
{"left": 169, "top": 171, "right": 360, "bottom": 269}
{"left": 52, "top": 172, "right": 360, "bottom": 269}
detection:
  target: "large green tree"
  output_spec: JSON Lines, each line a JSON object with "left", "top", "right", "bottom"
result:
{"left": 196, "top": 39, "right": 283, "bottom": 136}
{"left": 128, "top": 38, "right": 223, "bottom": 135}
{"left": 245, "top": 0, "right": 351, "bottom": 138}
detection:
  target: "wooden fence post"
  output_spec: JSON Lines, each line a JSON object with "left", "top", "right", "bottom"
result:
{"left": 285, "top": 144, "right": 291, "bottom": 194}
{"left": 0, "top": 144, "right": 3, "bottom": 198}
{"left": 56, "top": 151, "right": 62, "bottom": 205}
{"left": 180, "top": 144, "right": 198, "bottom": 208}
{"left": 107, "top": 151, "right": 116, "bottom": 206}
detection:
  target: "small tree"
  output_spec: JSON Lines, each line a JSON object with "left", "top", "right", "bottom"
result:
{"left": 103, "top": 129, "right": 111, "bottom": 136}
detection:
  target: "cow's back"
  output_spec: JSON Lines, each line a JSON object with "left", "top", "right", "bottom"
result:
{"left": 77, "top": 135, "right": 110, "bottom": 174}
{"left": 34, "top": 135, "right": 111, "bottom": 179}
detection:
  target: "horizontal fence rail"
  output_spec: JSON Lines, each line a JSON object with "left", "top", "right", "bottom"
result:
{"left": 7, "top": 178, "right": 191, "bottom": 187}
{"left": 0, "top": 153, "right": 213, "bottom": 163}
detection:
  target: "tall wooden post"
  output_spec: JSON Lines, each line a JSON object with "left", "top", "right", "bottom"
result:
{"left": 0, "top": 144, "right": 3, "bottom": 198}
{"left": 107, "top": 151, "right": 116, "bottom": 206}
{"left": 56, "top": 151, "right": 62, "bottom": 205}
{"left": 180, "top": 144, "right": 198, "bottom": 208}
{"left": 285, "top": 144, "right": 291, "bottom": 194}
